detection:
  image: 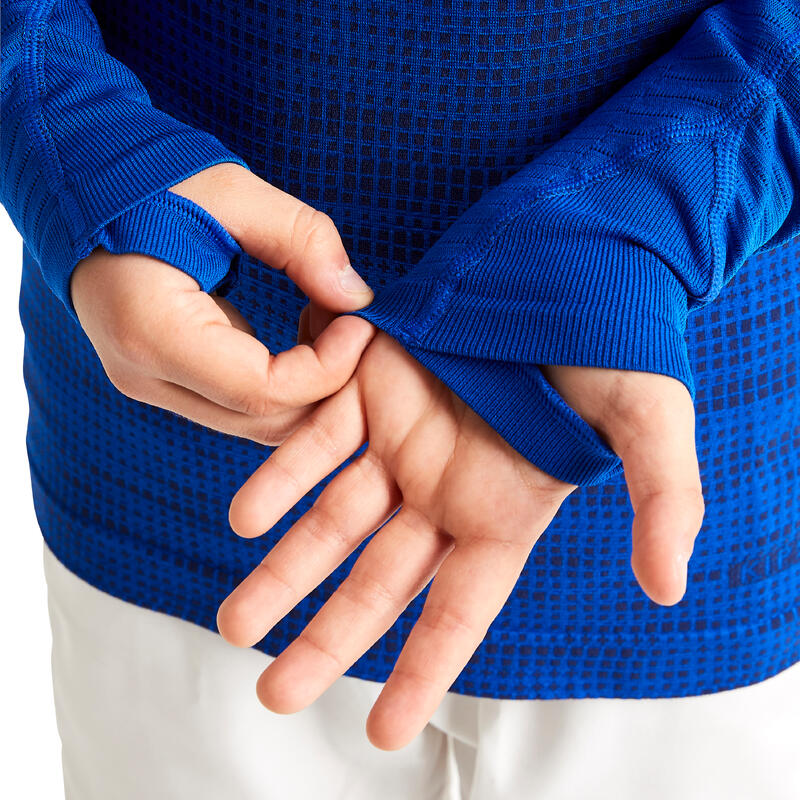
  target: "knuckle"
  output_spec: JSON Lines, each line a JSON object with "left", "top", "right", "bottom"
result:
{"left": 610, "top": 388, "right": 667, "bottom": 431}
{"left": 104, "top": 364, "right": 143, "bottom": 401}
{"left": 289, "top": 206, "right": 340, "bottom": 261}
{"left": 418, "top": 603, "right": 477, "bottom": 639}
{"left": 304, "top": 504, "right": 352, "bottom": 551}
{"left": 639, "top": 486, "right": 706, "bottom": 530}
{"left": 297, "top": 628, "right": 344, "bottom": 670}
{"left": 343, "top": 567, "right": 398, "bottom": 610}
{"left": 264, "top": 454, "right": 304, "bottom": 497}
{"left": 231, "top": 358, "right": 277, "bottom": 419}
{"left": 391, "top": 662, "right": 438, "bottom": 691}
{"left": 229, "top": 371, "right": 274, "bottom": 417}
{"left": 255, "top": 559, "right": 299, "bottom": 605}
{"left": 304, "top": 415, "right": 341, "bottom": 459}
{"left": 245, "top": 424, "right": 283, "bottom": 446}
{"left": 247, "top": 409, "right": 308, "bottom": 445}
{"left": 238, "top": 390, "right": 275, "bottom": 419}
{"left": 106, "top": 317, "right": 155, "bottom": 372}
{"left": 684, "top": 487, "right": 706, "bottom": 523}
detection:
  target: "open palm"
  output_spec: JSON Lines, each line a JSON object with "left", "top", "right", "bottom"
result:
{"left": 217, "top": 330, "right": 704, "bottom": 750}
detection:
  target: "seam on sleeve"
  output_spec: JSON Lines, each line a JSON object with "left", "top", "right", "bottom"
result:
{"left": 705, "top": 130, "right": 728, "bottom": 311}
{"left": 401, "top": 26, "right": 800, "bottom": 344}
{"left": 20, "top": 0, "right": 83, "bottom": 248}
{"left": 702, "top": 104, "right": 755, "bottom": 309}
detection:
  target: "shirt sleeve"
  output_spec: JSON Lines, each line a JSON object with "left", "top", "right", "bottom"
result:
{"left": 352, "top": 0, "right": 800, "bottom": 486}
{"left": 1, "top": 0, "right": 250, "bottom": 322}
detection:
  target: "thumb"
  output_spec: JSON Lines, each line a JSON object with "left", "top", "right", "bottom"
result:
{"left": 170, "top": 164, "right": 374, "bottom": 312}
{"left": 602, "top": 374, "right": 706, "bottom": 606}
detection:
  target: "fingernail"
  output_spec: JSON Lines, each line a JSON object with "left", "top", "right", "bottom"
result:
{"left": 338, "top": 264, "right": 372, "bottom": 295}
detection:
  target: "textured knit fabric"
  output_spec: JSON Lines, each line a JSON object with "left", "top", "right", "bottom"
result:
{"left": 2, "top": 0, "right": 799, "bottom": 698}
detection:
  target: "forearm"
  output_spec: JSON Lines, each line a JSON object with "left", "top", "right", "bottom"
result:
{"left": 1, "top": 0, "right": 248, "bottom": 318}
{"left": 352, "top": 0, "right": 800, "bottom": 484}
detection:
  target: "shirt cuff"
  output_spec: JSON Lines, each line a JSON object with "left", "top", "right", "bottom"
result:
{"left": 59, "top": 187, "right": 243, "bottom": 324}
{"left": 96, "top": 187, "right": 242, "bottom": 285}
{"left": 404, "top": 347, "right": 624, "bottom": 486}
{"left": 32, "top": 128, "right": 249, "bottom": 320}
{"left": 352, "top": 201, "right": 693, "bottom": 486}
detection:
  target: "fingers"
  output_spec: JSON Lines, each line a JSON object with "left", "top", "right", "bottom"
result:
{"left": 138, "top": 377, "right": 306, "bottom": 446}
{"left": 538, "top": 366, "right": 705, "bottom": 606}
{"left": 605, "top": 376, "right": 705, "bottom": 606}
{"left": 228, "top": 377, "right": 367, "bottom": 538}
{"left": 253, "top": 508, "right": 453, "bottom": 715}
{"left": 218, "top": 448, "right": 401, "bottom": 647}
{"left": 367, "top": 534, "right": 534, "bottom": 750}
{"left": 266, "top": 316, "right": 375, "bottom": 406}
{"left": 76, "top": 251, "right": 375, "bottom": 438}
{"left": 147, "top": 298, "right": 375, "bottom": 415}
{"left": 170, "top": 165, "right": 374, "bottom": 312}
{"left": 239, "top": 195, "right": 374, "bottom": 311}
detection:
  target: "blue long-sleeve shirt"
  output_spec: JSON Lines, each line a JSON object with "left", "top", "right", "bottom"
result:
{"left": 2, "top": 0, "right": 798, "bottom": 698}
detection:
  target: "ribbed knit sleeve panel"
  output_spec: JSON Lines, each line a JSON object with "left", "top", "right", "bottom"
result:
{"left": 353, "top": 0, "right": 800, "bottom": 486}
{"left": 0, "top": 0, "right": 249, "bottom": 321}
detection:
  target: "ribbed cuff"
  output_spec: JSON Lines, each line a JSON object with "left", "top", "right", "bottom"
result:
{"left": 37, "top": 133, "right": 248, "bottom": 321}
{"left": 94, "top": 188, "right": 242, "bottom": 289}
{"left": 352, "top": 208, "right": 693, "bottom": 485}
{"left": 361, "top": 214, "right": 693, "bottom": 393}
{"left": 51, "top": 188, "right": 243, "bottom": 325}
{"left": 406, "top": 347, "right": 623, "bottom": 486}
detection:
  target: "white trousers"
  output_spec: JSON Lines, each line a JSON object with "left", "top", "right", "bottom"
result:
{"left": 43, "top": 541, "right": 800, "bottom": 800}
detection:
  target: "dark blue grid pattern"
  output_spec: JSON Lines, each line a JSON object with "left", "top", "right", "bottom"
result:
{"left": 12, "top": 0, "right": 800, "bottom": 698}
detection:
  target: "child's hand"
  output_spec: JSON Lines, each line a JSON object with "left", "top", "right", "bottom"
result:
{"left": 70, "top": 163, "right": 375, "bottom": 444}
{"left": 217, "top": 330, "right": 704, "bottom": 750}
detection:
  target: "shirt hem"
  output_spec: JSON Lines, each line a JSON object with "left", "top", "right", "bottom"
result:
{"left": 33, "top": 486, "right": 800, "bottom": 701}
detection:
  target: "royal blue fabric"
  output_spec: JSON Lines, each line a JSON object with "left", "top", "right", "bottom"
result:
{"left": 2, "top": 0, "right": 799, "bottom": 699}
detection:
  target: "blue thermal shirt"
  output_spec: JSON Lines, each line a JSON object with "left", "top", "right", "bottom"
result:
{"left": 2, "top": 0, "right": 799, "bottom": 698}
